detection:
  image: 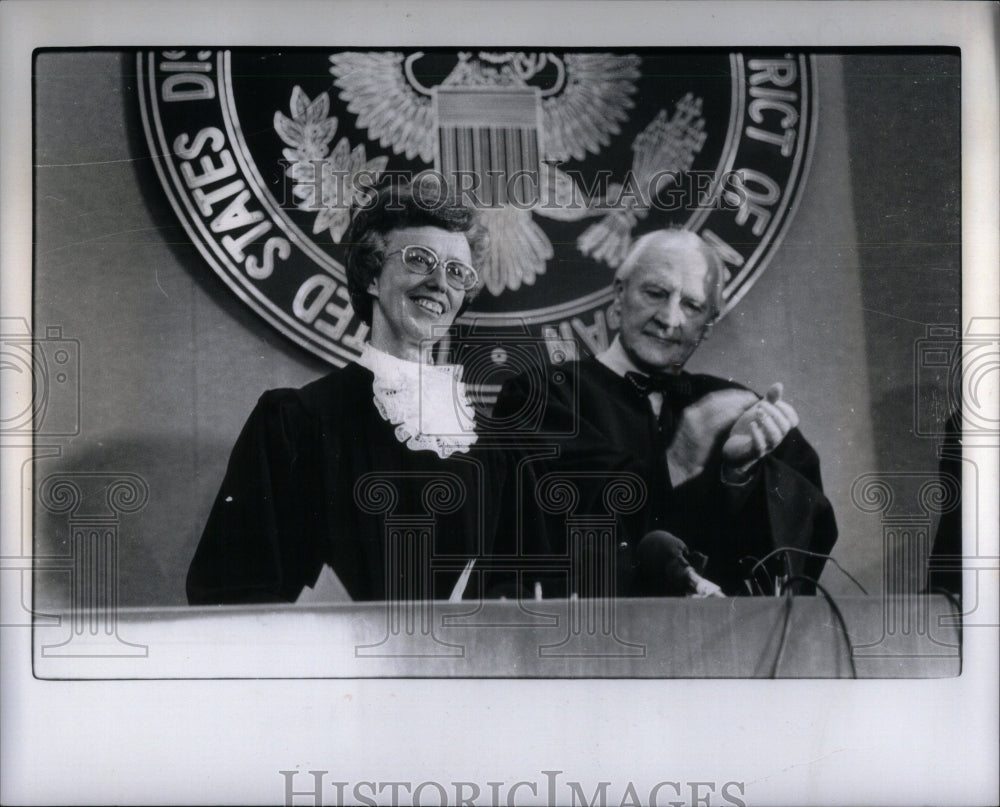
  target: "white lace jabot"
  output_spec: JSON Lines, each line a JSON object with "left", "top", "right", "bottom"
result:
{"left": 356, "top": 343, "right": 478, "bottom": 458}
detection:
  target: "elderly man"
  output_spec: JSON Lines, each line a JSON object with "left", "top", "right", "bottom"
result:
{"left": 491, "top": 228, "right": 837, "bottom": 597}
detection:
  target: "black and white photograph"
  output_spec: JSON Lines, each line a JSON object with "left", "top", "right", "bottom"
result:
{"left": 25, "top": 41, "right": 970, "bottom": 676}
{"left": 2, "top": 1, "right": 998, "bottom": 805}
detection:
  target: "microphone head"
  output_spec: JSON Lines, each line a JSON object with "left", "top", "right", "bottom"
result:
{"left": 635, "top": 530, "right": 693, "bottom": 595}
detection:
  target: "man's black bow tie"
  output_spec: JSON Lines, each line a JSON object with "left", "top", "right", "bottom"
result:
{"left": 625, "top": 370, "right": 693, "bottom": 401}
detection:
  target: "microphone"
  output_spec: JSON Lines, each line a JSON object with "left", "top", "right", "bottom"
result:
{"left": 635, "top": 530, "right": 725, "bottom": 598}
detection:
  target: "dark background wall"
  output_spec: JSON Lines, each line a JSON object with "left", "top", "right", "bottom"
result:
{"left": 32, "top": 50, "right": 960, "bottom": 606}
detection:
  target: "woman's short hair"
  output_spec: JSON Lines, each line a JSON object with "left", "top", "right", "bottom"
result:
{"left": 344, "top": 180, "right": 489, "bottom": 326}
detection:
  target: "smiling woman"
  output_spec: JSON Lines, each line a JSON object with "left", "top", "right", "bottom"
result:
{"left": 367, "top": 229, "right": 475, "bottom": 360}
{"left": 185, "top": 183, "right": 534, "bottom": 604}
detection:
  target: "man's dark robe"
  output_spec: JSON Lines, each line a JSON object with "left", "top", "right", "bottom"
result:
{"left": 490, "top": 357, "right": 838, "bottom": 596}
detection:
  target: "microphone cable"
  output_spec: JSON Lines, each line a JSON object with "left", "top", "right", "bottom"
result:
{"left": 771, "top": 575, "right": 858, "bottom": 679}
{"left": 748, "top": 546, "right": 869, "bottom": 596}
{"left": 737, "top": 554, "right": 772, "bottom": 596}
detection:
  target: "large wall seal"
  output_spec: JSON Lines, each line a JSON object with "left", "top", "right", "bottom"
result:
{"left": 138, "top": 49, "right": 815, "bottom": 382}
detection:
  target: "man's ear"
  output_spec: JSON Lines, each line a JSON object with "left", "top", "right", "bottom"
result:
{"left": 367, "top": 275, "right": 380, "bottom": 298}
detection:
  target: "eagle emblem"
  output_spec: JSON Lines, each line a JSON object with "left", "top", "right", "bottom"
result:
{"left": 274, "top": 51, "right": 707, "bottom": 297}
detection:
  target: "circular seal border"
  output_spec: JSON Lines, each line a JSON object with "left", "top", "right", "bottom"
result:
{"left": 138, "top": 49, "right": 816, "bottom": 367}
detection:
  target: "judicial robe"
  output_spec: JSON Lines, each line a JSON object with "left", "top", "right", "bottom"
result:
{"left": 490, "top": 357, "right": 839, "bottom": 596}
{"left": 187, "top": 362, "right": 516, "bottom": 604}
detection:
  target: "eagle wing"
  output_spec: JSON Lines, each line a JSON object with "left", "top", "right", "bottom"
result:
{"left": 329, "top": 52, "right": 435, "bottom": 163}
{"left": 542, "top": 53, "right": 641, "bottom": 162}
{"left": 477, "top": 206, "right": 553, "bottom": 296}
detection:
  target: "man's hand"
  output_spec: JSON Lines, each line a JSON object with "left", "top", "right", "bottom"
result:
{"left": 667, "top": 388, "right": 758, "bottom": 486}
{"left": 689, "top": 568, "right": 726, "bottom": 598}
{"left": 722, "top": 382, "right": 799, "bottom": 481}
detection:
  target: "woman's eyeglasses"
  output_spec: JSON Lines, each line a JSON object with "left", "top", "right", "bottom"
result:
{"left": 386, "top": 245, "right": 479, "bottom": 291}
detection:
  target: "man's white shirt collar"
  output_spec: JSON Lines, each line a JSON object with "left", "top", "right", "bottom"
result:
{"left": 596, "top": 335, "right": 645, "bottom": 378}
{"left": 596, "top": 336, "right": 664, "bottom": 415}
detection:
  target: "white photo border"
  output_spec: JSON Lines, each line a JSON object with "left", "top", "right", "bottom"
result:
{"left": 2, "top": 2, "right": 997, "bottom": 805}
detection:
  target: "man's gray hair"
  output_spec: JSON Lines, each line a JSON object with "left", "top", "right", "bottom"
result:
{"left": 614, "top": 228, "right": 727, "bottom": 320}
